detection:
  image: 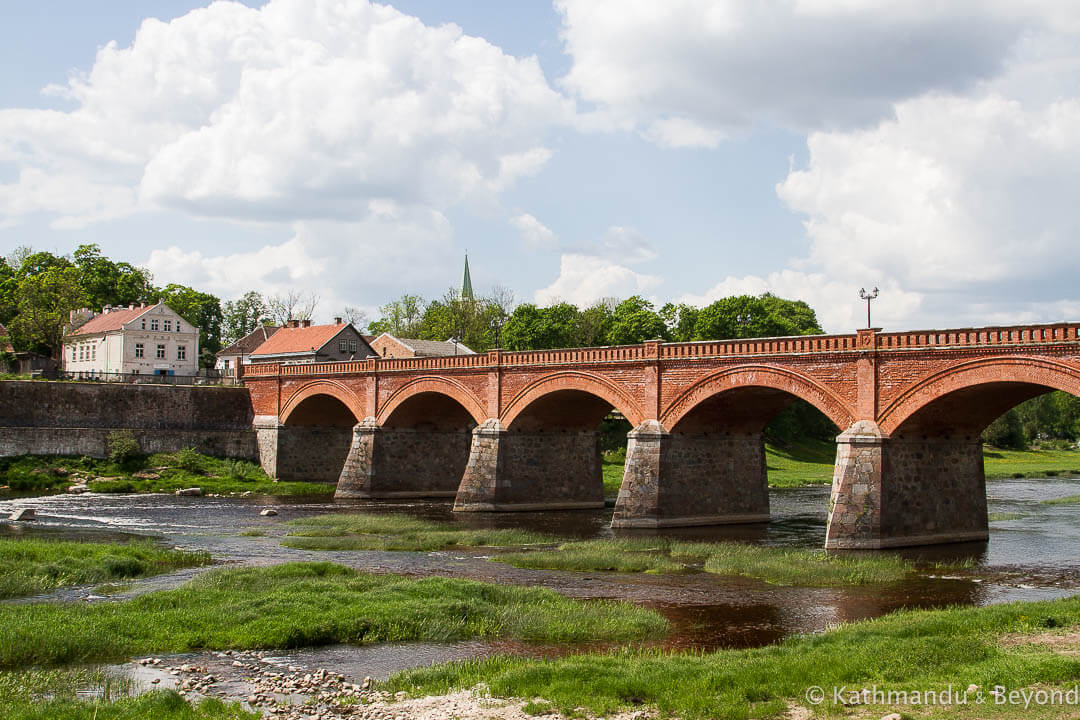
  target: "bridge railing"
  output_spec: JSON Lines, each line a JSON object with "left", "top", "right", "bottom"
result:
{"left": 237, "top": 322, "right": 1080, "bottom": 379}
{"left": 877, "top": 323, "right": 1080, "bottom": 349}
{"left": 661, "top": 333, "right": 860, "bottom": 358}
{"left": 501, "top": 345, "right": 645, "bottom": 365}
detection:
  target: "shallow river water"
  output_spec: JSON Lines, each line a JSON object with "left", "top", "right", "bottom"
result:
{"left": 3, "top": 476, "right": 1080, "bottom": 684}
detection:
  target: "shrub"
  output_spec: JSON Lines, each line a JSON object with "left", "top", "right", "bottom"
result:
{"left": 175, "top": 447, "right": 204, "bottom": 473}
{"left": 106, "top": 431, "right": 140, "bottom": 464}
{"left": 224, "top": 459, "right": 255, "bottom": 481}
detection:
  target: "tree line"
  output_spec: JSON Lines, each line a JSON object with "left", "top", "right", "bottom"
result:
{"left": 366, "top": 288, "right": 824, "bottom": 353}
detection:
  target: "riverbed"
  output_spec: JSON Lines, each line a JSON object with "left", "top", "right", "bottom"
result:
{"left": 2, "top": 476, "right": 1079, "bottom": 691}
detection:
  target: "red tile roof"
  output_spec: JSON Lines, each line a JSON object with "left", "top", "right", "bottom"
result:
{"left": 66, "top": 306, "right": 153, "bottom": 337}
{"left": 250, "top": 323, "right": 347, "bottom": 357}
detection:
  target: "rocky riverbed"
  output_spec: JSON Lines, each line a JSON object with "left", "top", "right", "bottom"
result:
{"left": 127, "top": 650, "right": 655, "bottom": 720}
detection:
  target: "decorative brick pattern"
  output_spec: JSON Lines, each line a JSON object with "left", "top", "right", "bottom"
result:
{"left": 239, "top": 323, "right": 1080, "bottom": 546}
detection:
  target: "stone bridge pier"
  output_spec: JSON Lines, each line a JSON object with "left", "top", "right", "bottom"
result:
{"left": 454, "top": 389, "right": 608, "bottom": 511}
{"left": 336, "top": 392, "right": 474, "bottom": 499}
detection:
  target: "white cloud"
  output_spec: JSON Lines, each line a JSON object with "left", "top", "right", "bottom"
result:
{"left": 0, "top": 0, "right": 571, "bottom": 228}
{"left": 145, "top": 204, "right": 453, "bottom": 319}
{"left": 597, "top": 226, "right": 657, "bottom": 264}
{"left": 511, "top": 213, "right": 558, "bottom": 251}
{"left": 556, "top": 0, "right": 1080, "bottom": 141}
{"left": 535, "top": 253, "right": 659, "bottom": 307}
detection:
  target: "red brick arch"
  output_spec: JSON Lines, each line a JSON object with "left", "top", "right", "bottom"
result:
{"left": 878, "top": 356, "right": 1080, "bottom": 435}
{"left": 377, "top": 376, "right": 487, "bottom": 426}
{"left": 501, "top": 371, "right": 646, "bottom": 428}
{"left": 279, "top": 379, "right": 365, "bottom": 425}
{"left": 661, "top": 364, "right": 854, "bottom": 431}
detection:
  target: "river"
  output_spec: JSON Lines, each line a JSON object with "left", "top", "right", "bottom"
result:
{"left": 2, "top": 476, "right": 1079, "bottom": 684}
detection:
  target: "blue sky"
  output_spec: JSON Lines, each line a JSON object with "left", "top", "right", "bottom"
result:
{"left": 2, "top": 1, "right": 1079, "bottom": 332}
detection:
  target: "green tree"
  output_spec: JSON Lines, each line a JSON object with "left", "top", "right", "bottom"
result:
{"left": 73, "top": 244, "right": 153, "bottom": 310}
{"left": 579, "top": 299, "right": 615, "bottom": 347}
{"left": 503, "top": 302, "right": 583, "bottom": 350}
{"left": 659, "top": 302, "right": 699, "bottom": 342}
{"left": 0, "top": 259, "right": 17, "bottom": 326}
{"left": 8, "top": 266, "right": 86, "bottom": 357}
{"left": 606, "top": 296, "right": 668, "bottom": 345}
{"left": 370, "top": 294, "right": 426, "bottom": 337}
{"left": 694, "top": 293, "right": 822, "bottom": 340}
{"left": 155, "top": 284, "right": 223, "bottom": 366}
{"left": 222, "top": 291, "right": 269, "bottom": 345}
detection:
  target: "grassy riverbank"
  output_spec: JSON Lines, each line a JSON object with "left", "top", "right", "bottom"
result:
{"left": 389, "top": 594, "right": 1080, "bottom": 719}
{"left": 285, "top": 512, "right": 923, "bottom": 586}
{"left": 283, "top": 513, "right": 552, "bottom": 551}
{"left": 984, "top": 446, "right": 1080, "bottom": 479}
{"left": 0, "top": 562, "right": 666, "bottom": 668}
{"left": 498, "top": 537, "right": 915, "bottom": 586}
{"left": 0, "top": 668, "right": 254, "bottom": 720}
{"left": 0, "top": 452, "right": 332, "bottom": 497}
{"left": 0, "top": 538, "right": 211, "bottom": 599}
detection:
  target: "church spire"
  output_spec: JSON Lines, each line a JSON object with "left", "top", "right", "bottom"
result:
{"left": 460, "top": 252, "right": 474, "bottom": 301}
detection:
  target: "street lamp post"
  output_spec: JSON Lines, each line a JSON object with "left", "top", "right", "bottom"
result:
{"left": 858, "top": 287, "right": 879, "bottom": 328}
{"left": 450, "top": 336, "right": 459, "bottom": 356}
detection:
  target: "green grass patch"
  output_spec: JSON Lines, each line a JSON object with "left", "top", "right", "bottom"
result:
{"left": 0, "top": 453, "right": 332, "bottom": 497}
{"left": 498, "top": 538, "right": 914, "bottom": 586}
{"left": 0, "top": 562, "right": 666, "bottom": 668}
{"left": 388, "top": 594, "right": 1080, "bottom": 719}
{"left": 765, "top": 437, "right": 837, "bottom": 487}
{"left": 283, "top": 513, "right": 552, "bottom": 551}
{"left": 1041, "top": 494, "right": 1080, "bottom": 506}
{"left": 0, "top": 538, "right": 211, "bottom": 599}
{"left": 989, "top": 512, "right": 1029, "bottom": 521}
{"left": 602, "top": 459, "right": 623, "bottom": 497}
{"left": 984, "top": 447, "right": 1080, "bottom": 479}
{"left": 0, "top": 667, "right": 256, "bottom": 720}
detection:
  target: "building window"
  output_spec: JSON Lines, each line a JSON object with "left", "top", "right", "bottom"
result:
{"left": 156, "top": 344, "right": 165, "bottom": 359}
{"left": 176, "top": 323, "right": 182, "bottom": 333}
{"left": 71, "top": 346, "right": 77, "bottom": 361}
{"left": 135, "top": 343, "right": 144, "bottom": 358}
{"left": 339, "top": 339, "right": 347, "bottom": 352}
{"left": 151, "top": 319, "right": 159, "bottom": 331}
{"left": 78, "top": 345, "right": 84, "bottom": 361}
{"left": 141, "top": 319, "right": 146, "bottom": 329}
{"left": 223, "top": 359, "right": 231, "bottom": 369}
{"left": 91, "top": 345, "right": 96, "bottom": 361}
{"left": 164, "top": 320, "right": 172, "bottom": 332}
{"left": 348, "top": 339, "right": 357, "bottom": 353}
{"left": 382, "top": 346, "right": 387, "bottom": 357}
{"left": 177, "top": 346, "right": 186, "bottom": 360}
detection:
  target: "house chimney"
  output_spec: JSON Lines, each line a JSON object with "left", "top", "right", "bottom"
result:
{"left": 334, "top": 317, "right": 342, "bottom": 325}
{"left": 103, "top": 305, "right": 112, "bottom": 314}
{"left": 289, "top": 319, "right": 300, "bottom": 328}
{"left": 302, "top": 319, "right": 312, "bottom": 328}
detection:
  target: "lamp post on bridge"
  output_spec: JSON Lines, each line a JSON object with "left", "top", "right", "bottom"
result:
{"left": 858, "top": 287, "right": 879, "bottom": 329}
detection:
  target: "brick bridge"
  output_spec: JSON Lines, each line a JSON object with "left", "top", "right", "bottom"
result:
{"left": 241, "top": 324, "right": 1080, "bottom": 549}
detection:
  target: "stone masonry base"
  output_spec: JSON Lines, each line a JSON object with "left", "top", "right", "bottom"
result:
{"left": 453, "top": 419, "right": 604, "bottom": 512}
{"left": 611, "top": 420, "right": 770, "bottom": 528}
{"left": 825, "top": 420, "right": 989, "bottom": 549}
{"left": 336, "top": 418, "right": 470, "bottom": 499}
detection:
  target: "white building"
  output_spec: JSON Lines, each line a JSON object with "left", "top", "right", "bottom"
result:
{"left": 63, "top": 303, "right": 200, "bottom": 378}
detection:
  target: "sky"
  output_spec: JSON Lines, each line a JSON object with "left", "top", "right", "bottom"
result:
{"left": 2, "top": 0, "right": 1079, "bottom": 333}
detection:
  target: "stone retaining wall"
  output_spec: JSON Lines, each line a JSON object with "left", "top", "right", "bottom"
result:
{"left": 0, "top": 380, "right": 258, "bottom": 460}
